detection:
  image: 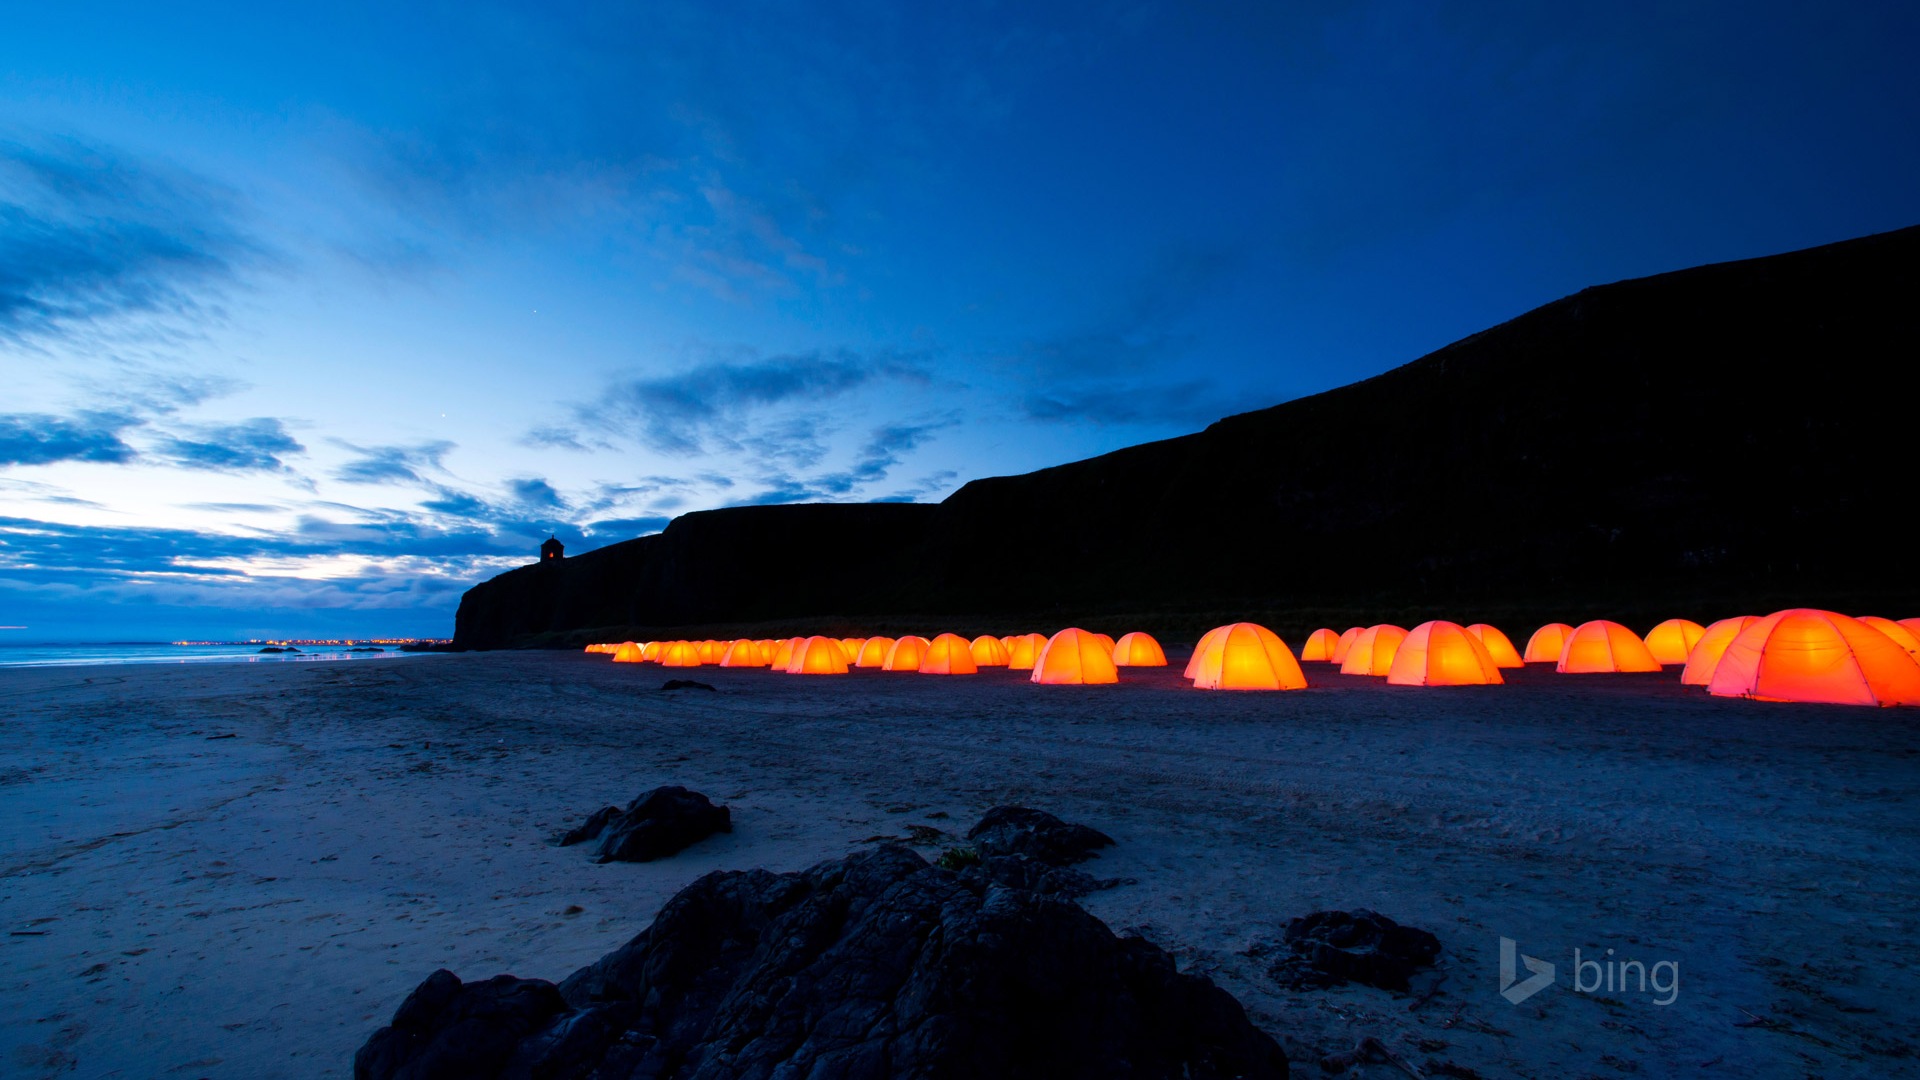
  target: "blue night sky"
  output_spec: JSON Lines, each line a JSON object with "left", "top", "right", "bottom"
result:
{"left": 2, "top": 2, "right": 1917, "bottom": 641}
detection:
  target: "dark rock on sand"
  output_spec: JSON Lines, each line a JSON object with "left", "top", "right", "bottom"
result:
{"left": 558, "top": 786, "right": 731, "bottom": 863}
{"left": 354, "top": 969, "right": 566, "bottom": 1080}
{"left": 660, "top": 679, "right": 716, "bottom": 692}
{"left": 975, "top": 853, "right": 1129, "bottom": 899}
{"left": 1271, "top": 910, "right": 1441, "bottom": 992}
{"left": 966, "top": 805, "right": 1115, "bottom": 865}
{"left": 359, "top": 844, "right": 1286, "bottom": 1080}
{"left": 257, "top": 646, "right": 300, "bottom": 653}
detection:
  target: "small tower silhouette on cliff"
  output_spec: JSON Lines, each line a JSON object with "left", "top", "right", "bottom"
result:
{"left": 540, "top": 535, "right": 564, "bottom": 563}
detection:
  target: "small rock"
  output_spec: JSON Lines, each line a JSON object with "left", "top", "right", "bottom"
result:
{"left": 660, "top": 679, "right": 716, "bottom": 692}
{"left": 557, "top": 786, "right": 731, "bottom": 863}
{"left": 965, "top": 805, "right": 1115, "bottom": 865}
{"left": 1270, "top": 910, "right": 1440, "bottom": 992}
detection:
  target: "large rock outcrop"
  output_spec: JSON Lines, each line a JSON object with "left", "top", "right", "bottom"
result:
{"left": 456, "top": 224, "right": 1920, "bottom": 647}
{"left": 356, "top": 845, "right": 1287, "bottom": 1080}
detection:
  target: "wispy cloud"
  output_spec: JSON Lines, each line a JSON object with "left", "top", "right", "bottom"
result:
{"left": 0, "top": 411, "right": 142, "bottom": 467}
{"left": 150, "top": 418, "right": 305, "bottom": 473}
{"left": 549, "top": 348, "right": 928, "bottom": 456}
{"left": 582, "top": 516, "right": 670, "bottom": 538}
{"left": 331, "top": 439, "right": 456, "bottom": 485}
{"left": 506, "top": 476, "right": 564, "bottom": 510}
{"left": 736, "top": 415, "right": 958, "bottom": 504}
{"left": 0, "top": 135, "right": 262, "bottom": 344}
{"left": 1000, "top": 244, "right": 1255, "bottom": 428}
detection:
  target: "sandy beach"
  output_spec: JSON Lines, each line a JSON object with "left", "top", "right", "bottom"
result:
{"left": 2, "top": 650, "right": 1915, "bottom": 1078}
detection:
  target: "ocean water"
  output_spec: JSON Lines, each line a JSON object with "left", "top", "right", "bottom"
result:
{"left": 0, "top": 641, "right": 439, "bottom": 669}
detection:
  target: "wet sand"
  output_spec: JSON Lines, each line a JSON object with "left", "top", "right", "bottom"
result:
{"left": 1, "top": 651, "right": 1915, "bottom": 1078}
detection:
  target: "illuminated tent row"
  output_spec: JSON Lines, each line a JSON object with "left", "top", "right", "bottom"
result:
{"left": 1679, "top": 609, "right": 1920, "bottom": 706}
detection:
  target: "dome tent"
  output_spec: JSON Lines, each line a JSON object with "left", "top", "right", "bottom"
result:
{"left": 1858, "top": 616, "right": 1920, "bottom": 661}
{"left": 1709, "top": 609, "right": 1920, "bottom": 706}
{"left": 720, "top": 639, "right": 767, "bottom": 667}
{"left": 1183, "top": 625, "right": 1231, "bottom": 679}
{"left": 1091, "top": 632, "right": 1116, "bottom": 653}
{"left": 1644, "top": 620, "right": 1707, "bottom": 665}
{"left": 1556, "top": 621, "right": 1660, "bottom": 673}
{"left": 612, "top": 642, "right": 645, "bottom": 663}
{"left": 920, "top": 633, "right": 979, "bottom": 675}
{"left": 883, "top": 635, "right": 932, "bottom": 672}
{"left": 1187, "top": 623, "right": 1306, "bottom": 691}
{"left": 1300, "top": 629, "right": 1342, "bottom": 662}
{"left": 1111, "top": 632, "right": 1167, "bottom": 667}
{"left": 839, "top": 637, "right": 868, "bottom": 659}
{"left": 1464, "top": 624, "right": 1524, "bottom": 668}
{"left": 969, "top": 635, "right": 1011, "bottom": 666}
{"left": 659, "top": 641, "right": 703, "bottom": 667}
{"left": 1388, "top": 621, "right": 1504, "bottom": 686}
{"left": 641, "top": 641, "right": 665, "bottom": 662}
{"left": 696, "top": 639, "right": 729, "bottom": 664}
{"left": 1005, "top": 633, "right": 1047, "bottom": 671}
{"left": 1330, "top": 627, "right": 1366, "bottom": 664}
{"left": 1340, "top": 625, "right": 1408, "bottom": 676}
{"left": 769, "top": 637, "right": 805, "bottom": 670}
{"left": 1523, "top": 623, "right": 1574, "bottom": 663}
{"left": 786, "top": 635, "right": 850, "bottom": 675}
{"left": 1680, "top": 616, "right": 1760, "bottom": 686}
{"left": 856, "top": 636, "right": 897, "bottom": 668}
{"left": 1032, "top": 628, "right": 1120, "bottom": 685}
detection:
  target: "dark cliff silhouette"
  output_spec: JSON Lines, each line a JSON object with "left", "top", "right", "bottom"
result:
{"left": 455, "top": 224, "right": 1920, "bottom": 648}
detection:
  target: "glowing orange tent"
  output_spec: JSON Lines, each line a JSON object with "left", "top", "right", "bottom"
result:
{"left": 1330, "top": 626, "right": 1366, "bottom": 664}
{"left": 1708, "top": 609, "right": 1920, "bottom": 706}
{"left": 659, "top": 640, "right": 703, "bottom": 667}
{"left": 1679, "top": 615, "right": 1759, "bottom": 686}
{"left": 1858, "top": 616, "right": 1920, "bottom": 661}
{"left": 1188, "top": 623, "right": 1306, "bottom": 690}
{"left": 641, "top": 641, "right": 664, "bottom": 662}
{"left": 1090, "top": 632, "right": 1116, "bottom": 653}
{"left": 969, "top": 635, "right": 1011, "bottom": 666}
{"left": 1005, "top": 633, "right": 1046, "bottom": 671}
{"left": 1183, "top": 625, "right": 1231, "bottom": 678}
{"left": 688, "top": 639, "right": 720, "bottom": 664}
{"left": 719, "top": 639, "right": 766, "bottom": 667}
{"left": 1339, "top": 624, "right": 1408, "bottom": 676}
{"left": 1032, "top": 628, "right": 1119, "bottom": 685}
{"left": 1901, "top": 618, "right": 1920, "bottom": 637}
{"left": 856, "top": 636, "right": 897, "bottom": 668}
{"left": 1299, "top": 628, "right": 1341, "bottom": 662}
{"left": 1523, "top": 623, "right": 1574, "bottom": 663}
{"left": 1464, "top": 624, "right": 1524, "bottom": 668}
{"left": 1643, "top": 620, "right": 1706, "bottom": 666}
{"left": 1388, "top": 621, "right": 1504, "bottom": 686}
{"left": 786, "top": 635, "right": 850, "bottom": 675}
{"left": 769, "top": 636, "right": 804, "bottom": 670}
{"left": 883, "top": 635, "right": 931, "bottom": 672}
{"left": 584, "top": 643, "right": 607, "bottom": 654}
{"left": 920, "top": 633, "right": 978, "bottom": 675}
{"left": 1111, "top": 631, "right": 1167, "bottom": 667}
{"left": 1556, "top": 621, "right": 1660, "bottom": 673}
{"left": 611, "top": 641, "right": 644, "bottom": 663}
{"left": 839, "top": 637, "right": 867, "bottom": 658}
